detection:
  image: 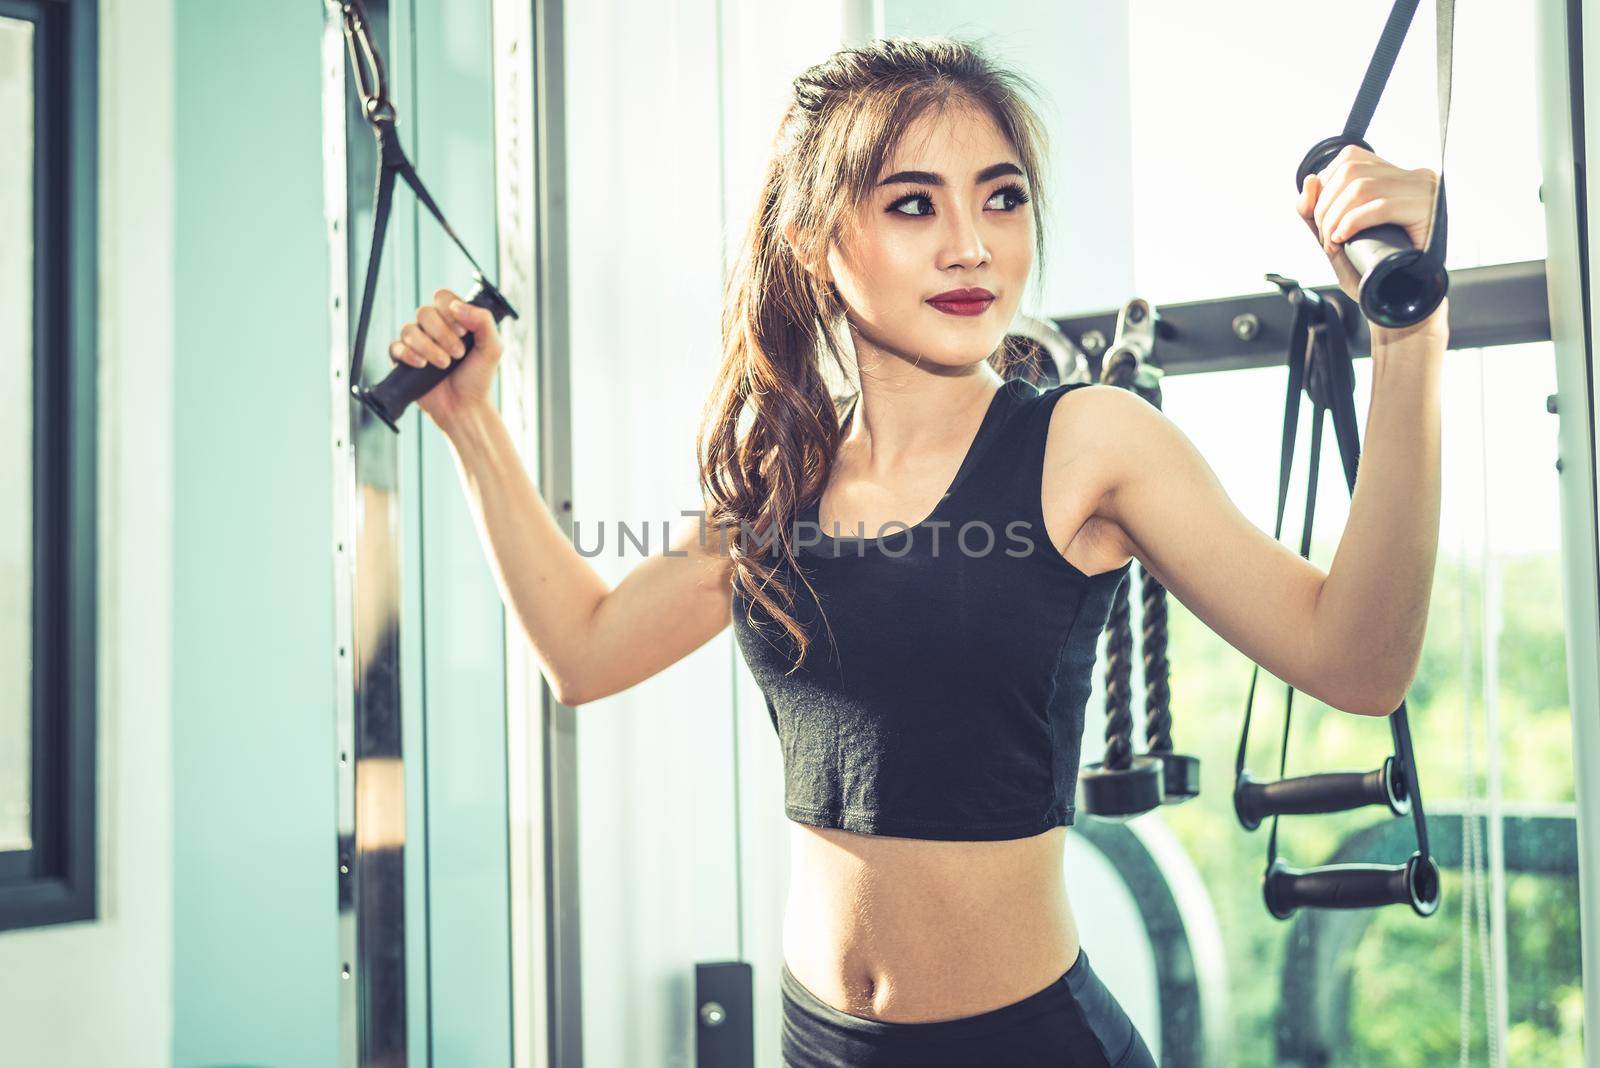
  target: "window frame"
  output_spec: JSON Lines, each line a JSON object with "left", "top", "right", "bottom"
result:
{"left": 0, "top": 0, "right": 99, "bottom": 934}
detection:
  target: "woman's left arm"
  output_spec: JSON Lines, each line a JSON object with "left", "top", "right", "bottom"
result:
{"left": 1082, "top": 147, "right": 1448, "bottom": 717}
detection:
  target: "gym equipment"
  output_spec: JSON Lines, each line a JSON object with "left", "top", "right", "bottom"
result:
{"left": 1295, "top": 0, "right": 1454, "bottom": 328}
{"left": 1008, "top": 313, "right": 1091, "bottom": 387}
{"left": 1080, "top": 298, "right": 1201, "bottom": 820}
{"left": 1273, "top": 812, "right": 1577, "bottom": 1062}
{"left": 1231, "top": 274, "right": 1440, "bottom": 921}
{"left": 1232, "top": 0, "right": 1454, "bottom": 921}
{"left": 335, "top": 0, "right": 518, "bottom": 432}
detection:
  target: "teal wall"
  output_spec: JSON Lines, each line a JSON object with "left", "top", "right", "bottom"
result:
{"left": 172, "top": 2, "right": 339, "bottom": 1066}
{"left": 173, "top": 2, "right": 511, "bottom": 1064}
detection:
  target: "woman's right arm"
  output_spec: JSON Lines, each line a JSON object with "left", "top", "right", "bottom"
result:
{"left": 439, "top": 400, "right": 737, "bottom": 707}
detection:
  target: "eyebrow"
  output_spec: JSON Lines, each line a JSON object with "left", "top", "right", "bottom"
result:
{"left": 878, "top": 161, "right": 1025, "bottom": 187}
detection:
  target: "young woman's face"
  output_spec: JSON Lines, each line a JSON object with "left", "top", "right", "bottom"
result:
{"left": 826, "top": 102, "right": 1035, "bottom": 372}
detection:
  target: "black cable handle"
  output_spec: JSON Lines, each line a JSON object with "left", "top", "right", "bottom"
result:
{"left": 335, "top": 0, "right": 519, "bottom": 433}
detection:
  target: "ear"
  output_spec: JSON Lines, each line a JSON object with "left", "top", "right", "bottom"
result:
{"left": 782, "top": 221, "right": 834, "bottom": 284}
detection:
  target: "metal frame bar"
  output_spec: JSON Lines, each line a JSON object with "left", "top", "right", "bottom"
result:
{"left": 488, "top": 0, "right": 561, "bottom": 1064}
{"left": 0, "top": 0, "right": 98, "bottom": 936}
{"left": 524, "top": 0, "right": 582, "bottom": 1063}
{"left": 320, "top": 7, "right": 360, "bottom": 1064}
{"left": 1050, "top": 259, "right": 1551, "bottom": 380}
{"left": 322, "top": 1, "right": 411, "bottom": 1063}
{"left": 1537, "top": 0, "right": 1600, "bottom": 1058}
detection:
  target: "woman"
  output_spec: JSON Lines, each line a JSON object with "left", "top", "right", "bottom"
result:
{"left": 386, "top": 36, "right": 1445, "bottom": 1068}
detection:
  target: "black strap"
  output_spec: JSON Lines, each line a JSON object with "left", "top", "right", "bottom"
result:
{"left": 348, "top": 122, "right": 492, "bottom": 386}
{"left": 1337, "top": 0, "right": 1454, "bottom": 272}
{"left": 339, "top": 0, "right": 494, "bottom": 388}
{"left": 1235, "top": 288, "right": 1432, "bottom": 875}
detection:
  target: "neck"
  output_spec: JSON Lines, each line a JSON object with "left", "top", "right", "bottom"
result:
{"left": 843, "top": 365, "right": 1004, "bottom": 470}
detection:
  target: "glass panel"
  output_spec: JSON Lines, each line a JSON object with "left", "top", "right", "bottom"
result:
{"left": 0, "top": 16, "right": 35, "bottom": 855}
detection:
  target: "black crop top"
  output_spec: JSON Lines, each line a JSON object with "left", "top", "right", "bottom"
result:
{"left": 730, "top": 377, "right": 1132, "bottom": 841}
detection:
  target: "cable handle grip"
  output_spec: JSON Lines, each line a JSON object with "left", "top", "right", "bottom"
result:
{"left": 1234, "top": 756, "right": 1410, "bottom": 831}
{"left": 352, "top": 274, "right": 519, "bottom": 434}
{"left": 1296, "top": 135, "right": 1449, "bottom": 329}
{"left": 1264, "top": 851, "right": 1441, "bottom": 920}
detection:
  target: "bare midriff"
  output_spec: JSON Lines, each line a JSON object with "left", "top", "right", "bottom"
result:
{"left": 781, "top": 820, "right": 1081, "bottom": 1023}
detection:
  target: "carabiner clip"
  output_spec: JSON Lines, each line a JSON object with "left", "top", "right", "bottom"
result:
{"left": 339, "top": 1, "right": 396, "bottom": 126}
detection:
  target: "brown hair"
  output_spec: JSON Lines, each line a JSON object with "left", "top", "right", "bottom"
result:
{"left": 697, "top": 36, "right": 1051, "bottom": 672}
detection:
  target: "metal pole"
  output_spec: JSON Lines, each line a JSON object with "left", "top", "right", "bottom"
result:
{"left": 489, "top": 0, "right": 562, "bottom": 1064}
{"left": 1535, "top": 2, "right": 1600, "bottom": 1062}
{"left": 323, "top": 1, "right": 412, "bottom": 1063}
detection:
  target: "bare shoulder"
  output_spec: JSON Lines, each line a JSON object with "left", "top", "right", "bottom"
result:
{"left": 1040, "top": 383, "right": 1147, "bottom": 573}
{"left": 1047, "top": 381, "right": 1155, "bottom": 440}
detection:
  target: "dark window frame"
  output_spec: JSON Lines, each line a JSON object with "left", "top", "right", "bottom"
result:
{"left": 0, "top": 0, "right": 98, "bottom": 933}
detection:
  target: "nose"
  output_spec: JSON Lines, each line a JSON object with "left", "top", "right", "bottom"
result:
{"left": 937, "top": 203, "right": 989, "bottom": 271}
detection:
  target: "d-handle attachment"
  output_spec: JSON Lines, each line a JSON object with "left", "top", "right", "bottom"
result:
{"left": 1296, "top": 135, "right": 1448, "bottom": 330}
{"left": 351, "top": 274, "right": 519, "bottom": 434}
{"left": 1234, "top": 755, "right": 1411, "bottom": 832}
{"left": 1264, "top": 849, "right": 1441, "bottom": 920}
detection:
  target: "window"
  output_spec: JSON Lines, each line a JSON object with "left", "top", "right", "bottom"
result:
{"left": 1160, "top": 343, "right": 1582, "bottom": 1065}
{"left": 0, "top": 0, "right": 98, "bottom": 933}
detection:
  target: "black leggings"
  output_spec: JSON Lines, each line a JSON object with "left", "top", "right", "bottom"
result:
{"left": 780, "top": 947, "right": 1156, "bottom": 1067}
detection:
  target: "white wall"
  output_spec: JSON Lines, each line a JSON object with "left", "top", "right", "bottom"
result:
{"left": 0, "top": 1, "right": 176, "bottom": 1065}
{"left": 563, "top": 4, "right": 854, "bottom": 1065}
{"left": 563, "top": 5, "right": 731, "bottom": 1064}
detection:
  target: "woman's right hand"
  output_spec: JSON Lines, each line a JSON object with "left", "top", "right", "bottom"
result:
{"left": 386, "top": 287, "right": 505, "bottom": 431}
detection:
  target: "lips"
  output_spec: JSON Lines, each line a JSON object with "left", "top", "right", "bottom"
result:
{"left": 926, "top": 288, "right": 996, "bottom": 317}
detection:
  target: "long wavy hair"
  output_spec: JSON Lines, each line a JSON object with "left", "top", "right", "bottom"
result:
{"left": 698, "top": 36, "right": 1052, "bottom": 673}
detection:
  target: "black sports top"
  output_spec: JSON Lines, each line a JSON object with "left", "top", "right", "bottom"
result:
{"left": 730, "top": 377, "right": 1132, "bottom": 841}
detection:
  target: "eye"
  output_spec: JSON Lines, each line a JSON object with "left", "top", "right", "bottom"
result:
{"left": 888, "top": 188, "right": 936, "bottom": 217}
{"left": 986, "top": 182, "right": 1031, "bottom": 211}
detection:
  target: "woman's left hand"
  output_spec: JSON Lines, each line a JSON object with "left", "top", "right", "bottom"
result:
{"left": 1297, "top": 144, "right": 1448, "bottom": 341}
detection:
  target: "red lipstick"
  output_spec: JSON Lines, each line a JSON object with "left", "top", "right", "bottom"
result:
{"left": 926, "top": 287, "right": 996, "bottom": 317}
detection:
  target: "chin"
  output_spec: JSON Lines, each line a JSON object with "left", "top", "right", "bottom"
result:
{"left": 850, "top": 315, "right": 1008, "bottom": 368}
{"left": 906, "top": 339, "right": 1006, "bottom": 368}
{"left": 912, "top": 326, "right": 1011, "bottom": 363}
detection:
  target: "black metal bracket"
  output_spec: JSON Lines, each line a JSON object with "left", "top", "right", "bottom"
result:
{"left": 1051, "top": 259, "right": 1548, "bottom": 381}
